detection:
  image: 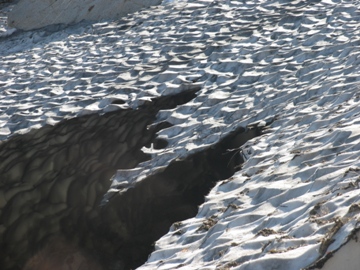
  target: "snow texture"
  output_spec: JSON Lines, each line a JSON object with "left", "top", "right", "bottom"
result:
{"left": 2, "top": 0, "right": 360, "bottom": 269}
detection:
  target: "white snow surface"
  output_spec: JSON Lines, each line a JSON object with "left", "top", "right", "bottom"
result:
{"left": 0, "top": 1, "right": 15, "bottom": 36}
{"left": 7, "top": 0, "right": 161, "bottom": 30}
{"left": 2, "top": 0, "right": 360, "bottom": 269}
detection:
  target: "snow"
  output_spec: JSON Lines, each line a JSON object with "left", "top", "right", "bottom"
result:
{"left": 2, "top": 0, "right": 360, "bottom": 269}
{"left": 8, "top": 0, "right": 161, "bottom": 30}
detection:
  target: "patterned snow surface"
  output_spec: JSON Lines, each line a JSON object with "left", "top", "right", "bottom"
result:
{"left": 2, "top": 0, "right": 360, "bottom": 269}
